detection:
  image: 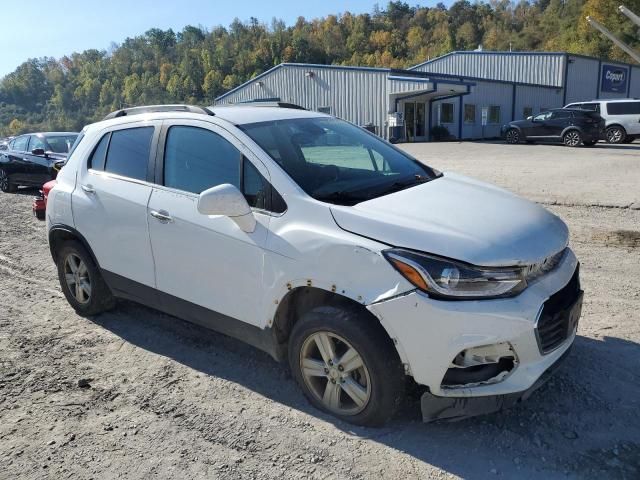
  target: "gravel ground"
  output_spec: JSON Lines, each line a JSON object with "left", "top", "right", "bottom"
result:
{"left": 1, "top": 141, "right": 639, "bottom": 479}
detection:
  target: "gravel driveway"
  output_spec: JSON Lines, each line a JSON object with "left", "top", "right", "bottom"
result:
{"left": 1, "top": 141, "right": 639, "bottom": 479}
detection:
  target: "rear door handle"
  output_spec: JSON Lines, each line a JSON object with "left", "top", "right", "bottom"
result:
{"left": 81, "top": 184, "right": 95, "bottom": 194}
{"left": 149, "top": 209, "right": 173, "bottom": 223}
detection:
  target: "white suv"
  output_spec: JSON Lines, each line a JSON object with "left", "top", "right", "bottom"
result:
{"left": 564, "top": 99, "right": 640, "bottom": 143}
{"left": 47, "top": 104, "right": 582, "bottom": 426}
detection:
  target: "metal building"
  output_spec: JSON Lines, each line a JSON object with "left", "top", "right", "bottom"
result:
{"left": 215, "top": 51, "right": 640, "bottom": 142}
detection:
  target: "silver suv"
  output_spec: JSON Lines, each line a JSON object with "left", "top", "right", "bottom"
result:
{"left": 564, "top": 99, "right": 640, "bottom": 144}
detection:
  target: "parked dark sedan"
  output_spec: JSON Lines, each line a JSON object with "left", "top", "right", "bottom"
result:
{"left": 501, "top": 108, "right": 604, "bottom": 147}
{"left": 0, "top": 132, "right": 78, "bottom": 192}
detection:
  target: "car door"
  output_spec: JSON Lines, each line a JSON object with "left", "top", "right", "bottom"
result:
{"left": 72, "top": 121, "right": 161, "bottom": 289}
{"left": 26, "top": 135, "right": 52, "bottom": 185}
{"left": 525, "top": 111, "right": 552, "bottom": 137}
{"left": 147, "top": 119, "right": 271, "bottom": 327}
{"left": 6, "top": 135, "right": 30, "bottom": 183}
{"left": 544, "top": 110, "right": 572, "bottom": 138}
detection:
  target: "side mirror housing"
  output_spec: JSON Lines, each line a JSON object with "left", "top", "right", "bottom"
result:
{"left": 197, "top": 183, "right": 256, "bottom": 233}
{"left": 32, "top": 148, "right": 46, "bottom": 156}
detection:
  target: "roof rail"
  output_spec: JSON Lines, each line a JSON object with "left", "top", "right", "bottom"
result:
{"left": 230, "top": 100, "right": 307, "bottom": 110}
{"left": 102, "top": 104, "right": 215, "bottom": 121}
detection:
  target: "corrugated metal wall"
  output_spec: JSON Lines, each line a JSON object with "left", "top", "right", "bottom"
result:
{"left": 412, "top": 53, "right": 565, "bottom": 87}
{"left": 565, "top": 56, "right": 599, "bottom": 104}
{"left": 630, "top": 66, "right": 640, "bottom": 98}
{"left": 515, "top": 85, "right": 564, "bottom": 118}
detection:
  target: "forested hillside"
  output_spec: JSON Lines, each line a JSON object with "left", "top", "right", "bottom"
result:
{"left": 1, "top": 0, "right": 638, "bottom": 135}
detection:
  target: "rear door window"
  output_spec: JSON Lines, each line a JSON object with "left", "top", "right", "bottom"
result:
{"left": 12, "top": 136, "right": 28, "bottom": 152}
{"left": 607, "top": 102, "right": 640, "bottom": 115}
{"left": 104, "top": 127, "right": 154, "bottom": 181}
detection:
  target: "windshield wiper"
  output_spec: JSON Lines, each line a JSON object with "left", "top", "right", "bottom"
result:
{"left": 373, "top": 175, "right": 431, "bottom": 196}
{"left": 312, "top": 191, "right": 371, "bottom": 205}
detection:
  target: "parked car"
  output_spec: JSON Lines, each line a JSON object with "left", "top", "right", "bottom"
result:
{"left": 502, "top": 108, "right": 604, "bottom": 147}
{"left": 564, "top": 99, "right": 640, "bottom": 144}
{"left": 32, "top": 179, "right": 59, "bottom": 220}
{"left": 47, "top": 104, "right": 582, "bottom": 426}
{"left": 0, "top": 132, "right": 78, "bottom": 193}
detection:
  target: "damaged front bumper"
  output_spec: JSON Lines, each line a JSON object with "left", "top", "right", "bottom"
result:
{"left": 367, "top": 248, "right": 582, "bottom": 422}
{"left": 421, "top": 346, "right": 572, "bottom": 422}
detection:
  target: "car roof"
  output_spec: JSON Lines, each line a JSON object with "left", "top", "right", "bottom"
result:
{"left": 570, "top": 99, "right": 639, "bottom": 103}
{"left": 209, "top": 105, "right": 327, "bottom": 125}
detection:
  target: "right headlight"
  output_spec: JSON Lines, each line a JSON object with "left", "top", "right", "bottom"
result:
{"left": 383, "top": 248, "right": 527, "bottom": 300}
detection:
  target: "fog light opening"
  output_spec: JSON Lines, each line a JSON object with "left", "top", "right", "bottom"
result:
{"left": 442, "top": 342, "right": 518, "bottom": 388}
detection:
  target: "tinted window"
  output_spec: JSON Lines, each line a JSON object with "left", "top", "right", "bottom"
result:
{"left": 243, "top": 158, "right": 268, "bottom": 209}
{"left": 29, "top": 136, "right": 46, "bottom": 151}
{"left": 44, "top": 134, "right": 78, "bottom": 153}
{"left": 164, "top": 126, "right": 240, "bottom": 194}
{"left": 89, "top": 133, "right": 110, "bottom": 171}
{"left": 488, "top": 106, "right": 501, "bottom": 124}
{"left": 464, "top": 104, "right": 476, "bottom": 123}
{"left": 551, "top": 111, "right": 571, "bottom": 119}
{"left": 104, "top": 127, "right": 153, "bottom": 181}
{"left": 523, "top": 107, "right": 533, "bottom": 118}
{"left": 574, "top": 103, "right": 600, "bottom": 112}
{"left": 441, "top": 103, "right": 454, "bottom": 123}
{"left": 12, "top": 136, "right": 28, "bottom": 151}
{"left": 607, "top": 102, "right": 640, "bottom": 115}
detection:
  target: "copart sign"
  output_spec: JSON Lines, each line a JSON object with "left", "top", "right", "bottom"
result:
{"left": 600, "top": 64, "right": 628, "bottom": 93}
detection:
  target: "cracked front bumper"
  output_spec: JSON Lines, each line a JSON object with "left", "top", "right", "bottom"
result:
{"left": 367, "top": 248, "right": 580, "bottom": 419}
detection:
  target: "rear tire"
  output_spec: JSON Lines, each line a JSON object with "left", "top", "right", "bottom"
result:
{"left": 605, "top": 126, "right": 626, "bottom": 144}
{"left": 505, "top": 129, "right": 520, "bottom": 144}
{"left": 288, "top": 305, "right": 404, "bottom": 427}
{"left": 56, "top": 240, "right": 115, "bottom": 316}
{"left": 0, "top": 168, "right": 17, "bottom": 193}
{"left": 34, "top": 209, "right": 45, "bottom": 220}
{"left": 563, "top": 130, "right": 582, "bottom": 147}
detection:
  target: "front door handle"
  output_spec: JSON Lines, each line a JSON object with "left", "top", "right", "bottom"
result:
{"left": 150, "top": 209, "right": 173, "bottom": 223}
{"left": 81, "top": 184, "right": 95, "bottom": 194}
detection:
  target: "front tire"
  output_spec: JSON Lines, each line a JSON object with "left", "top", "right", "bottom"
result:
{"left": 0, "top": 168, "right": 17, "bottom": 193}
{"left": 605, "top": 126, "right": 626, "bottom": 144}
{"left": 563, "top": 130, "right": 582, "bottom": 147}
{"left": 505, "top": 129, "right": 520, "bottom": 144}
{"left": 56, "top": 241, "right": 115, "bottom": 316}
{"left": 288, "top": 306, "right": 404, "bottom": 427}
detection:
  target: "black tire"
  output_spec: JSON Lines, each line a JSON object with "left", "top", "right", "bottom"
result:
{"left": 34, "top": 209, "right": 45, "bottom": 220}
{"left": 563, "top": 129, "right": 582, "bottom": 147}
{"left": 583, "top": 140, "right": 597, "bottom": 147}
{"left": 605, "top": 126, "right": 626, "bottom": 144}
{"left": 623, "top": 136, "right": 635, "bottom": 144}
{"left": 55, "top": 240, "right": 115, "bottom": 316}
{"left": 0, "top": 168, "right": 17, "bottom": 193}
{"left": 288, "top": 305, "right": 404, "bottom": 427}
{"left": 505, "top": 128, "right": 520, "bottom": 144}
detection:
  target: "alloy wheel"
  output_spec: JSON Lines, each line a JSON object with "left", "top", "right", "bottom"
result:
{"left": 64, "top": 253, "right": 91, "bottom": 304}
{"left": 606, "top": 127, "right": 624, "bottom": 144}
{"left": 299, "top": 331, "right": 372, "bottom": 416}
{"left": 564, "top": 131, "right": 581, "bottom": 147}
{"left": 506, "top": 129, "right": 519, "bottom": 144}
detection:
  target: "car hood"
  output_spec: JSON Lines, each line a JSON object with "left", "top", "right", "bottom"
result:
{"left": 507, "top": 119, "right": 531, "bottom": 128}
{"left": 329, "top": 173, "right": 568, "bottom": 267}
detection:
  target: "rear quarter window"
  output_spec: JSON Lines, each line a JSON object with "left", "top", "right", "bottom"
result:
{"left": 606, "top": 102, "right": 640, "bottom": 115}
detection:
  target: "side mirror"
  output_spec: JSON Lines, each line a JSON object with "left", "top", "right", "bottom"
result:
{"left": 526, "top": 116, "right": 533, "bottom": 121}
{"left": 32, "top": 148, "right": 46, "bottom": 156}
{"left": 197, "top": 183, "right": 256, "bottom": 233}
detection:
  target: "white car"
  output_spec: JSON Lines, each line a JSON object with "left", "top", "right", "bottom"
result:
{"left": 564, "top": 99, "right": 640, "bottom": 144}
{"left": 46, "top": 104, "right": 582, "bottom": 426}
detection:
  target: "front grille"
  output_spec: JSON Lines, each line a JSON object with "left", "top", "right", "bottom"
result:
{"left": 536, "top": 265, "right": 581, "bottom": 354}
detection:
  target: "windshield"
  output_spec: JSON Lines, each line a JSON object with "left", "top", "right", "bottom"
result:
{"left": 44, "top": 134, "right": 78, "bottom": 153}
{"left": 240, "top": 117, "right": 438, "bottom": 205}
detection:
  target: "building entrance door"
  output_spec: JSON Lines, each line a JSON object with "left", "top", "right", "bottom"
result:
{"left": 404, "top": 102, "right": 427, "bottom": 142}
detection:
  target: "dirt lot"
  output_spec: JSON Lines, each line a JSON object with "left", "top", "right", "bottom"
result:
{"left": 1, "top": 141, "right": 639, "bottom": 479}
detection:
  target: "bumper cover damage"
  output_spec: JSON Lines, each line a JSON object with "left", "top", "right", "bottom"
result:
{"left": 421, "top": 346, "right": 572, "bottom": 422}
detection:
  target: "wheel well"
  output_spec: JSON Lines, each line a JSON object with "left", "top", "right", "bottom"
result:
{"left": 48, "top": 226, "right": 99, "bottom": 267}
{"left": 606, "top": 124, "right": 627, "bottom": 132}
{"left": 271, "top": 287, "right": 390, "bottom": 355}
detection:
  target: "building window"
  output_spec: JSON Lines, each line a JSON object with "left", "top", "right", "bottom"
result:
{"left": 523, "top": 107, "right": 533, "bottom": 119}
{"left": 464, "top": 104, "right": 476, "bottom": 124}
{"left": 317, "top": 106, "right": 331, "bottom": 114}
{"left": 488, "top": 106, "right": 501, "bottom": 124}
{"left": 440, "top": 103, "right": 454, "bottom": 124}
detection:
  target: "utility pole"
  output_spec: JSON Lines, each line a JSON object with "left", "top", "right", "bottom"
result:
{"left": 619, "top": 5, "right": 640, "bottom": 28}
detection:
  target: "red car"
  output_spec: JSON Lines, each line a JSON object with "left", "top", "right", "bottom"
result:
{"left": 32, "top": 179, "right": 57, "bottom": 220}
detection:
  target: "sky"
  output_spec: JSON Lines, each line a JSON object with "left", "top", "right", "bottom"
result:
{"left": 0, "top": 0, "right": 450, "bottom": 78}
